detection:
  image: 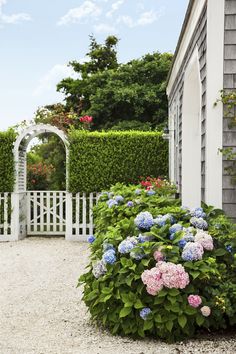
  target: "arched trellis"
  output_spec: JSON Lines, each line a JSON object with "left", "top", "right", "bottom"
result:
{"left": 13, "top": 124, "right": 69, "bottom": 192}
{"left": 1, "top": 124, "right": 98, "bottom": 242}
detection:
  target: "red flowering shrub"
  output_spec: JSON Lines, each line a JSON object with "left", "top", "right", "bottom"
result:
{"left": 139, "top": 176, "right": 176, "bottom": 195}
{"left": 27, "top": 162, "right": 55, "bottom": 190}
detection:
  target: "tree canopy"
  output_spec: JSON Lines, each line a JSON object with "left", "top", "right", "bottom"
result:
{"left": 57, "top": 35, "right": 172, "bottom": 129}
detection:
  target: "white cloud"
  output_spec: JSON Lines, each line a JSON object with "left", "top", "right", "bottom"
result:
{"left": 137, "top": 11, "right": 158, "bottom": 26}
{"left": 33, "top": 64, "right": 79, "bottom": 97}
{"left": 58, "top": 1, "right": 102, "bottom": 26}
{"left": 106, "top": 0, "right": 124, "bottom": 18}
{"left": 94, "top": 23, "right": 116, "bottom": 33}
{"left": 0, "top": 0, "right": 31, "bottom": 25}
{"left": 117, "top": 15, "right": 134, "bottom": 27}
{"left": 117, "top": 9, "right": 163, "bottom": 28}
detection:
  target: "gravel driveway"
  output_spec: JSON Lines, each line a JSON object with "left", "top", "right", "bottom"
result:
{"left": 0, "top": 237, "right": 236, "bottom": 354}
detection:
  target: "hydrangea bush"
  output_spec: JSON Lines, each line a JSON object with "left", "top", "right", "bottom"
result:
{"left": 79, "top": 183, "right": 236, "bottom": 342}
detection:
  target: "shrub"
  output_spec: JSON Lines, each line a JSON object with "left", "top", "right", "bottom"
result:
{"left": 68, "top": 130, "right": 168, "bottom": 193}
{"left": 79, "top": 182, "right": 236, "bottom": 342}
{"left": 0, "top": 129, "right": 16, "bottom": 192}
{"left": 109, "top": 120, "right": 152, "bottom": 131}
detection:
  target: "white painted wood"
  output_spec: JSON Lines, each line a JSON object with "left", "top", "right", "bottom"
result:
{"left": 65, "top": 192, "right": 73, "bottom": 241}
{"left": 82, "top": 193, "right": 87, "bottom": 236}
{"left": 89, "top": 193, "right": 94, "bottom": 235}
{"left": 205, "top": 0, "right": 224, "bottom": 208}
{"left": 59, "top": 192, "right": 63, "bottom": 233}
{"left": 47, "top": 192, "right": 50, "bottom": 232}
{"left": 13, "top": 124, "right": 69, "bottom": 193}
{"left": 182, "top": 47, "right": 202, "bottom": 208}
{"left": 3, "top": 193, "right": 8, "bottom": 235}
{"left": 27, "top": 191, "right": 66, "bottom": 236}
{"left": 1, "top": 191, "right": 99, "bottom": 241}
{"left": 167, "top": 0, "right": 207, "bottom": 94}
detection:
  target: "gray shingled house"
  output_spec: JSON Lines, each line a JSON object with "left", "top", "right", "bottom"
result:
{"left": 167, "top": 0, "right": 236, "bottom": 220}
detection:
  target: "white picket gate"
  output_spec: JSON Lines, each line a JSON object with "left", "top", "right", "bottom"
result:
{"left": 0, "top": 191, "right": 99, "bottom": 241}
{"left": 27, "top": 191, "right": 67, "bottom": 235}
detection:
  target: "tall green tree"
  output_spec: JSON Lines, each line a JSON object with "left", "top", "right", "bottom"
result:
{"left": 57, "top": 35, "right": 172, "bottom": 129}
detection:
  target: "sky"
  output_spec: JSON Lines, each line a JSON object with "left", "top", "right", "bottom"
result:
{"left": 0, "top": 0, "right": 189, "bottom": 131}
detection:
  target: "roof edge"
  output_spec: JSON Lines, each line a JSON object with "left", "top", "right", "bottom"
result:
{"left": 167, "top": 0, "right": 195, "bottom": 87}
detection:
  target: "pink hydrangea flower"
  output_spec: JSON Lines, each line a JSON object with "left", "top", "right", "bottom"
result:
{"left": 195, "top": 231, "right": 214, "bottom": 251}
{"left": 141, "top": 268, "right": 163, "bottom": 296}
{"left": 188, "top": 295, "right": 202, "bottom": 308}
{"left": 141, "top": 261, "right": 189, "bottom": 295}
{"left": 153, "top": 250, "right": 164, "bottom": 262}
{"left": 200, "top": 306, "right": 211, "bottom": 317}
{"left": 157, "top": 262, "right": 190, "bottom": 289}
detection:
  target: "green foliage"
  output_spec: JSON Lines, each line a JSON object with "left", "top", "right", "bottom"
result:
{"left": 79, "top": 183, "right": 236, "bottom": 341}
{"left": 57, "top": 36, "right": 172, "bottom": 129}
{"left": 68, "top": 130, "right": 168, "bottom": 193}
{"left": 109, "top": 120, "right": 152, "bottom": 131}
{"left": 215, "top": 90, "right": 236, "bottom": 184}
{"left": 0, "top": 129, "right": 16, "bottom": 192}
{"left": 27, "top": 133, "right": 66, "bottom": 191}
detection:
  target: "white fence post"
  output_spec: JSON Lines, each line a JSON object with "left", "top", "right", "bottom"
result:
{"left": 65, "top": 192, "right": 73, "bottom": 241}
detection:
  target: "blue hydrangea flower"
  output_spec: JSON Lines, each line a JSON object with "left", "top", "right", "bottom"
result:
{"left": 190, "top": 217, "right": 208, "bottom": 230}
{"left": 153, "top": 216, "right": 166, "bottom": 227}
{"left": 190, "top": 207, "right": 206, "bottom": 218}
{"left": 182, "top": 228, "right": 195, "bottom": 242}
{"left": 118, "top": 240, "right": 135, "bottom": 254}
{"left": 127, "top": 201, "right": 134, "bottom": 207}
{"left": 169, "top": 223, "right": 183, "bottom": 235}
{"left": 140, "top": 307, "right": 152, "bottom": 320}
{"left": 107, "top": 199, "right": 118, "bottom": 208}
{"left": 103, "top": 242, "right": 115, "bottom": 252}
{"left": 134, "top": 189, "right": 141, "bottom": 195}
{"left": 146, "top": 189, "right": 156, "bottom": 196}
{"left": 92, "top": 260, "right": 107, "bottom": 278}
{"left": 115, "top": 195, "right": 124, "bottom": 203}
{"left": 178, "top": 239, "right": 187, "bottom": 248}
{"left": 134, "top": 211, "right": 154, "bottom": 230}
{"left": 137, "top": 234, "right": 153, "bottom": 243}
{"left": 102, "top": 249, "right": 116, "bottom": 264}
{"left": 226, "top": 245, "right": 233, "bottom": 253}
{"left": 162, "top": 214, "right": 175, "bottom": 224}
{"left": 130, "top": 248, "right": 144, "bottom": 260}
{"left": 87, "top": 235, "right": 95, "bottom": 243}
{"left": 182, "top": 242, "right": 204, "bottom": 261}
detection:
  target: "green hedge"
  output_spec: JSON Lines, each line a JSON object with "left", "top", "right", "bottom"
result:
{"left": 0, "top": 130, "right": 16, "bottom": 192}
{"left": 68, "top": 130, "right": 168, "bottom": 193}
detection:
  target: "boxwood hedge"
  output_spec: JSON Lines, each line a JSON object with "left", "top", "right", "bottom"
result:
{"left": 0, "top": 130, "right": 16, "bottom": 192}
{"left": 68, "top": 130, "right": 168, "bottom": 193}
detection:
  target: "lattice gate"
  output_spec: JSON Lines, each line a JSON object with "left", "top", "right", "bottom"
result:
{"left": 27, "top": 191, "right": 66, "bottom": 235}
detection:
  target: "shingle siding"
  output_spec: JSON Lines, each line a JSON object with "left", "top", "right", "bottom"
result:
{"left": 168, "top": 4, "right": 207, "bottom": 200}
{"left": 223, "top": 0, "right": 236, "bottom": 220}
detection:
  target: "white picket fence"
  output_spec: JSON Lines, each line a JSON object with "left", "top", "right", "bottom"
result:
{"left": 0, "top": 191, "right": 99, "bottom": 242}
{"left": 0, "top": 193, "right": 12, "bottom": 241}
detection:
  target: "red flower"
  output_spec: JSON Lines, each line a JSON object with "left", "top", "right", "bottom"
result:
{"left": 79, "top": 115, "right": 93, "bottom": 123}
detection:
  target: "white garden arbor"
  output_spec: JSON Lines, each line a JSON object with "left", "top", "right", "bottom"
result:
{"left": 0, "top": 124, "right": 98, "bottom": 242}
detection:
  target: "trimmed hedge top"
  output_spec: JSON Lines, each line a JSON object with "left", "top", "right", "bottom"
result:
{"left": 68, "top": 130, "right": 168, "bottom": 193}
{"left": 0, "top": 130, "right": 16, "bottom": 192}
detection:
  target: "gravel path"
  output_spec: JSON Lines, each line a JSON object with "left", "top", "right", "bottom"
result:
{"left": 0, "top": 237, "right": 236, "bottom": 354}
